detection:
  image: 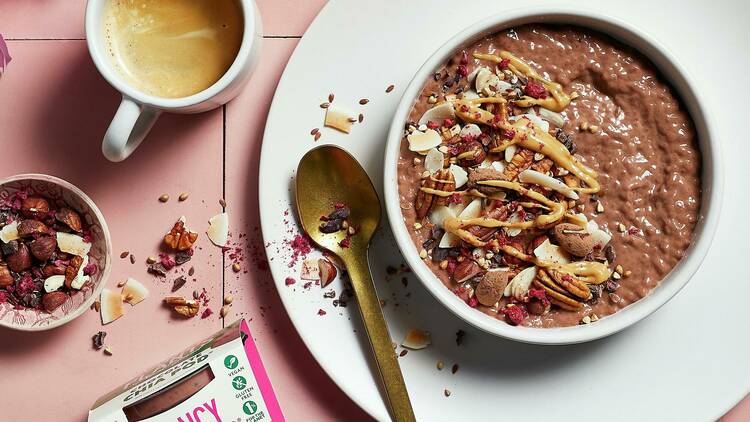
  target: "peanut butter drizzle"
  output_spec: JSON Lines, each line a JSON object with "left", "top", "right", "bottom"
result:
{"left": 473, "top": 51, "right": 574, "bottom": 112}
{"left": 500, "top": 245, "right": 611, "bottom": 285}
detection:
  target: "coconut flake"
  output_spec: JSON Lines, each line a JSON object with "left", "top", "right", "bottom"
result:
{"left": 44, "top": 275, "right": 65, "bottom": 293}
{"left": 510, "top": 112, "right": 549, "bottom": 133}
{"left": 539, "top": 107, "right": 565, "bottom": 127}
{"left": 450, "top": 164, "right": 468, "bottom": 188}
{"left": 100, "top": 289, "right": 125, "bottom": 325}
{"left": 324, "top": 104, "right": 356, "bottom": 133}
{"left": 519, "top": 169, "right": 579, "bottom": 199}
{"left": 504, "top": 211, "right": 524, "bottom": 237}
{"left": 505, "top": 144, "right": 517, "bottom": 163}
{"left": 459, "top": 124, "right": 482, "bottom": 139}
{"left": 401, "top": 329, "right": 431, "bottom": 350}
{"left": 533, "top": 239, "right": 571, "bottom": 264}
{"left": 475, "top": 68, "right": 500, "bottom": 96}
{"left": 56, "top": 232, "right": 91, "bottom": 257}
{"left": 206, "top": 212, "right": 229, "bottom": 247}
{"left": 429, "top": 206, "right": 454, "bottom": 229}
{"left": 0, "top": 220, "right": 19, "bottom": 243}
{"left": 418, "top": 102, "right": 455, "bottom": 126}
{"left": 300, "top": 258, "right": 320, "bottom": 280}
{"left": 504, "top": 266, "right": 537, "bottom": 300}
{"left": 438, "top": 199, "right": 480, "bottom": 247}
{"left": 407, "top": 129, "right": 442, "bottom": 152}
{"left": 122, "top": 277, "right": 148, "bottom": 305}
{"left": 587, "top": 220, "right": 612, "bottom": 249}
{"left": 424, "top": 148, "right": 444, "bottom": 174}
{"left": 461, "top": 89, "right": 480, "bottom": 100}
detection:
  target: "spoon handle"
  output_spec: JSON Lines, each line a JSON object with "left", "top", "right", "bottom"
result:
{"left": 344, "top": 250, "right": 416, "bottom": 422}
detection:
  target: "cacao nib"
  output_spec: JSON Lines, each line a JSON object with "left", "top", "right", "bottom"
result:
{"left": 171, "top": 276, "right": 187, "bottom": 292}
{"left": 92, "top": 331, "right": 106, "bottom": 350}
{"left": 319, "top": 219, "right": 343, "bottom": 233}
{"left": 174, "top": 252, "right": 192, "bottom": 266}
{"left": 555, "top": 128, "right": 576, "bottom": 154}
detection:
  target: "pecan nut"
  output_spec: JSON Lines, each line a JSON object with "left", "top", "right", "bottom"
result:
{"left": 64, "top": 255, "right": 84, "bottom": 289}
{"left": 415, "top": 176, "right": 438, "bottom": 219}
{"left": 164, "top": 218, "right": 199, "bottom": 251}
{"left": 164, "top": 296, "right": 200, "bottom": 318}
{"left": 503, "top": 148, "right": 534, "bottom": 180}
{"left": 432, "top": 169, "right": 456, "bottom": 208}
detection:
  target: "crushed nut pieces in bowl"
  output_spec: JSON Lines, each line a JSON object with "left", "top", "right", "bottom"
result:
{"left": 383, "top": 9, "right": 722, "bottom": 344}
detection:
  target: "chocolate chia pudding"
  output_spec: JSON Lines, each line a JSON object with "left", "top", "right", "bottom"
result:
{"left": 396, "top": 24, "right": 701, "bottom": 328}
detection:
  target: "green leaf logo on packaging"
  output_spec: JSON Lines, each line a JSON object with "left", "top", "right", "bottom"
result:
{"left": 224, "top": 355, "right": 239, "bottom": 370}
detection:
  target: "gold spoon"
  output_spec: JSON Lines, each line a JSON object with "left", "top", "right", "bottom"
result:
{"left": 296, "top": 145, "right": 416, "bottom": 422}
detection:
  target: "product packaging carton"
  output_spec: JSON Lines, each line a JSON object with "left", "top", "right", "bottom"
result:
{"left": 89, "top": 319, "right": 284, "bottom": 422}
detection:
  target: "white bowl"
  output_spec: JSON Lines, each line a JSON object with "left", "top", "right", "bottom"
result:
{"left": 383, "top": 7, "right": 722, "bottom": 345}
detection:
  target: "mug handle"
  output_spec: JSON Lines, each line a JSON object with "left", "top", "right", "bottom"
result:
{"left": 102, "top": 96, "right": 161, "bottom": 162}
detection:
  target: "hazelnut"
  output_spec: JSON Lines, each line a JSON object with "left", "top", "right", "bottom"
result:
{"left": 17, "top": 219, "right": 51, "bottom": 237}
{"left": 42, "top": 291, "right": 68, "bottom": 313}
{"left": 30, "top": 236, "right": 57, "bottom": 262}
{"left": 6, "top": 243, "right": 32, "bottom": 272}
{"left": 55, "top": 208, "right": 83, "bottom": 232}
{"left": 21, "top": 197, "right": 50, "bottom": 219}
{"left": 455, "top": 141, "right": 487, "bottom": 167}
{"left": 553, "top": 223, "right": 596, "bottom": 257}
{"left": 467, "top": 167, "right": 506, "bottom": 194}
{"left": 43, "top": 262, "right": 67, "bottom": 277}
{"left": 64, "top": 255, "right": 84, "bottom": 289}
{"left": 0, "top": 264, "right": 13, "bottom": 288}
{"left": 475, "top": 271, "right": 509, "bottom": 306}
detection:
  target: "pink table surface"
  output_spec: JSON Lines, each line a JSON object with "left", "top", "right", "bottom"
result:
{"left": 0, "top": 1, "right": 746, "bottom": 421}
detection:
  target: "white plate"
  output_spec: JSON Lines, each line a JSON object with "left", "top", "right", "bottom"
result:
{"left": 259, "top": 0, "right": 750, "bottom": 420}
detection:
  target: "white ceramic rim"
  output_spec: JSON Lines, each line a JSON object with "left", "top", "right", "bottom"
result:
{"left": 84, "top": 0, "right": 258, "bottom": 109}
{"left": 383, "top": 6, "right": 723, "bottom": 345}
{"left": 0, "top": 174, "right": 113, "bottom": 331}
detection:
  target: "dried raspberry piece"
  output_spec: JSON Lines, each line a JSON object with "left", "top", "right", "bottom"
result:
{"left": 523, "top": 80, "right": 548, "bottom": 99}
{"left": 159, "top": 253, "right": 176, "bottom": 271}
{"left": 499, "top": 58, "right": 510, "bottom": 69}
{"left": 339, "top": 237, "right": 351, "bottom": 248}
{"left": 457, "top": 64, "right": 468, "bottom": 77}
{"left": 317, "top": 309, "right": 327, "bottom": 316}
{"left": 448, "top": 193, "right": 462, "bottom": 204}
{"left": 83, "top": 263, "right": 98, "bottom": 276}
{"left": 285, "top": 277, "right": 296, "bottom": 286}
{"left": 501, "top": 304, "right": 528, "bottom": 325}
{"left": 467, "top": 296, "right": 478, "bottom": 308}
{"left": 460, "top": 50, "right": 469, "bottom": 65}
{"left": 200, "top": 308, "right": 213, "bottom": 319}
{"left": 426, "top": 120, "right": 440, "bottom": 129}
{"left": 443, "top": 118, "right": 454, "bottom": 127}
{"left": 503, "top": 129, "right": 516, "bottom": 140}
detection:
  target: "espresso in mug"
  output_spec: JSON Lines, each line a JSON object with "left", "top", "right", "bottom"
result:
{"left": 104, "top": 0, "right": 243, "bottom": 98}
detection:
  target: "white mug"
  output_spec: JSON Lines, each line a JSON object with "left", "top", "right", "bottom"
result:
{"left": 85, "top": 0, "right": 262, "bottom": 162}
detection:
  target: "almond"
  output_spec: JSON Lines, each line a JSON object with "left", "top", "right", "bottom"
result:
{"left": 475, "top": 270, "right": 509, "bottom": 306}
{"left": 452, "top": 260, "right": 482, "bottom": 283}
{"left": 43, "top": 262, "right": 67, "bottom": 277}
{"left": 55, "top": 207, "right": 83, "bottom": 232}
{"left": 21, "top": 197, "right": 50, "bottom": 219}
{"left": 42, "top": 291, "right": 68, "bottom": 313}
{"left": 553, "top": 223, "right": 596, "bottom": 257}
{"left": 17, "top": 219, "right": 51, "bottom": 237}
{"left": 318, "top": 257, "right": 337, "bottom": 287}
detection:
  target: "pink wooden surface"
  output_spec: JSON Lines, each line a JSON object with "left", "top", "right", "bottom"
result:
{"left": 0, "top": 1, "right": 746, "bottom": 421}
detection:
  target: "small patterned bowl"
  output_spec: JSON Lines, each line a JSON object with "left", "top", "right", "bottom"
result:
{"left": 0, "top": 174, "right": 112, "bottom": 331}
